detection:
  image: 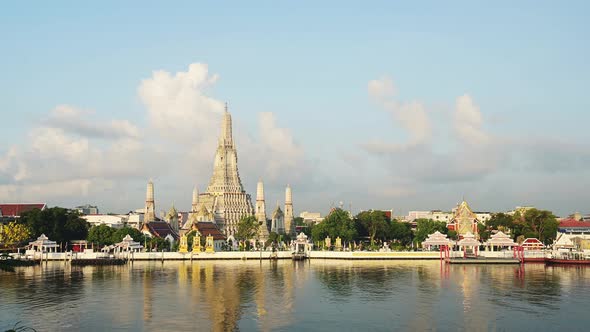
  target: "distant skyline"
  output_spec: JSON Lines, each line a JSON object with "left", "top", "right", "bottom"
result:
{"left": 1, "top": 1, "right": 589, "bottom": 216}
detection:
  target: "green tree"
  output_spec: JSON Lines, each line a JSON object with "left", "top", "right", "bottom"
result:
{"left": 236, "top": 215, "right": 259, "bottom": 242}
{"left": 147, "top": 237, "right": 170, "bottom": 251}
{"left": 413, "top": 218, "right": 448, "bottom": 245}
{"left": 515, "top": 209, "right": 559, "bottom": 245}
{"left": 486, "top": 213, "right": 515, "bottom": 233}
{"left": 311, "top": 208, "right": 357, "bottom": 244}
{"left": 477, "top": 223, "right": 491, "bottom": 242}
{"left": 19, "top": 207, "right": 89, "bottom": 243}
{"left": 294, "top": 217, "right": 305, "bottom": 226}
{"left": 111, "top": 227, "right": 145, "bottom": 244}
{"left": 355, "top": 210, "right": 389, "bottom": 245}
{"left": 447, "top": 230, "right": 458, "bottom": 241}
{"left": 87, "top": 225, "right": 116, "bottom": 246}
{"left": 388, "top": 220, "right": 413, "bottom": 246}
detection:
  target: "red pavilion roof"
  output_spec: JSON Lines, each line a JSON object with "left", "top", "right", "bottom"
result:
{"left": 559, "top": 218, "right": 590, "bottom": 228}
{"left": 0, "top": 203, "right": 46, "bottom": 217}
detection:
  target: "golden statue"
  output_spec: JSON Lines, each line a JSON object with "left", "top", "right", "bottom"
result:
{"left": 335, "top": 237, "right": 342, "bottom": 251}
{"left": 192, "top": 234, "right": 202, "bottom": 253}
{"left": 179, "top": 233, "right": 188, "bottom": 253}
{"left": 205, "top": 234, "right": 215, "bottom": 253}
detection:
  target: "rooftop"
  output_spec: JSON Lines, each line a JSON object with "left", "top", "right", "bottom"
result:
{"left": 559, "top": 218, "right": 590, "bottom": 228}
{"left": 0, "top": 203, "right": 46, "bottom": 217}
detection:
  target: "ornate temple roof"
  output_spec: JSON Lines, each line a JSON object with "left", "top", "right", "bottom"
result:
{"left": 485, "top": 231, "right": 516, "bottom": 246}
{"left": 422, "top": 231, "right": 453, "bottom": 247}
{"left": 165, "top": 204, "right": 178, "bottom": 221}
{"left": 272, "top": 205, "right": 284, "bottom": 219}
{"left": 457, "top": 232, "right": 480, "bottom": 247}
{"left": 194, "top": 222, "right": 226, "bottom": 241}
{"left": 143, "top": 221, "right": 179, "bottom": 240}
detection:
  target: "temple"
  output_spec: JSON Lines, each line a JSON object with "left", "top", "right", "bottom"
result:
{"left": 271, "top": 203, "right": 284, "bottom": 234}
{"left": 198, "top": 104, "right": 255, "bottom": 236}
{"left": 448, "top": 200, "right": 479, "bottom": 239}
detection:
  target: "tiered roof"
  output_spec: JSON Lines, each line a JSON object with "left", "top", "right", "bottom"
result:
{"left": 485, "top": 231, "right": 516, "bottom": 247}
{"left": 195, "top": 222, "right": 226, "bottom": 241}
{"left": 143, "top": 221, "right": 179, "bottom": 240}
{"left": 457, "top": 232, "right": 480, "bottom": 247}
{"left": 522, "top": 238, "right": 544, "bottom": 249}
{"left": 116, "top": 234, "right": 143, "bottom": 250}
{"left": 28, "top": 234, "right": 58, "bottom": 249}
{"left": 422, "top": 231, "right": 453, "bottom": 247}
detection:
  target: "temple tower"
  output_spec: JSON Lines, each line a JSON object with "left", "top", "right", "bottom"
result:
{"left": 284, "top": 185, "right": 295, "bottom": 237}
{"left": 191, "top": 186, "right": 199, "bottom": 212}
{"left": 199, "top": 103, "right": 254, "bottom": 236}
{"left": 256, "top": 180, "right": 269, "bottom": 241}
{"left": 166, "top": 204, "right": 179, "bottom": 233}
{"left": 271, "top": 203, "right": 284, "bottom": 234}
{"left": 144, "top": 179, "right": 156, "bottom": 223}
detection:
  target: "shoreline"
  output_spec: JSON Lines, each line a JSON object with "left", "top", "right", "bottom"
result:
{"left": 7, "top": 250, "right": 533, "bottom": 262}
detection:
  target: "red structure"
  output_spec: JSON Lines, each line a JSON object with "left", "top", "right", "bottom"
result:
{"left": 0, "top": 203, "right": 46, "bottom": 218}
{"left": 512, "top": 246, "right": 524, "bottom": 262}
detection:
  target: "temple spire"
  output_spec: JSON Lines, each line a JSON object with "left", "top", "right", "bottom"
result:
{"left": 284, "top": 184, "right": 295, "bottom": 237}
{"left": 144, "top": 179, "right": 156, "bottom": 223}
{"left": 220, "top": 102, "right": 233, "bottom": 147}
{"left": 192, "top": 186, "right": 199, "bottom": 211}
{"left": 255, "top": 179, "right": 269, "bottom": 241}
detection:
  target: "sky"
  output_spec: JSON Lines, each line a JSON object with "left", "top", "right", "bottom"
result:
{"left": 0, "top": 1, "right": 589, "bottom": 217}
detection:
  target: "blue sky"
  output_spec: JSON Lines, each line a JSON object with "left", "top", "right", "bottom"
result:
{"left": 1, "top": 1, "right": 588, "bottom": 217}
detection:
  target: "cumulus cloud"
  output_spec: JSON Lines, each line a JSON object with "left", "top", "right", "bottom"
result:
{"left": 255, "top": 112, "right": 306, "bottom": 180}
{"left": 138, "top": 63, "right": 224, "bottom": 142}
{"left": 361, "top": 77, "right": 506, "bottom": 186}
{"left": 361, "top": 75, "right": 590, "bottom": 211}
{"left": 454, "top": 94, "right": 490, "bottom": 146}
{"left": 365, "top": 77, "right": 431, "bottom": 152}
{"left": 45, "top": 105, "right": 140, "bottom": 140}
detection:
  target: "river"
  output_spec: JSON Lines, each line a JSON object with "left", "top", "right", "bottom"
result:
{"left": 1, "top": 260, "right": 589, "bottom": 331}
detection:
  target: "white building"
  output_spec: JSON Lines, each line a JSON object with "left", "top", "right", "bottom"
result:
{"left": 299, "top": 211, "right": 323, "bottom": 224}
{"left": 408, "top": 210, "right": 453, "bottom": 222}
{"left": 126, "top": 213, "right": 144, "bottom": 229}
{"left": 82, "top": 215, "right": 126, "bottom": 229}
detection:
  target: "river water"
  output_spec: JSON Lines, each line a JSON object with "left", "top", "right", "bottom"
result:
{"left": 1, "top": 260, "right": 589, "bottom": 331}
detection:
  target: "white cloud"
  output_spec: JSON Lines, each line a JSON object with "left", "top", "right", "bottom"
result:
{"left": 255, "top": 112, "right": 306, "bottom": 181}
{"left": 368, "top": 77, "right": 396, "bottom": 101}
{"left": 30, "top": 127, "right": 90, "bottom": 163}
{"left": 397, "top": 101, "right": 431, "bottom": 145}
{"left": 46, "top": 105, "right": 140, "bottom": 140}
{"left": 454, "top": 94, "right": 490, "bottom": 146}
{"left": 365, "top": 76, "right": 431, "bottom": 151}
{"left": 138, "top": 63, "right": 224, "bottom": 142}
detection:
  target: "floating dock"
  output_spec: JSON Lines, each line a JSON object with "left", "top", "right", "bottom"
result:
{"left": 448, "top": 258, "right": 520, "bottom": 264}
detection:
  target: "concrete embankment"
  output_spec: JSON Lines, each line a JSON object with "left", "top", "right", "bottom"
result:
{"left": 9, "top": 249, "right": 541, "bottom": 262}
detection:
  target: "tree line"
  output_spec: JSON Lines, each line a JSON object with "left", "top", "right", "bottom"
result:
{"left": 302, "top": 207, "right": 560, "bottom": 250}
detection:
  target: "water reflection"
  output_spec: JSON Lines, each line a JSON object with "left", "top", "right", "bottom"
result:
{"left": 1, "top": 261, "right": 590, "bottom": 331}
